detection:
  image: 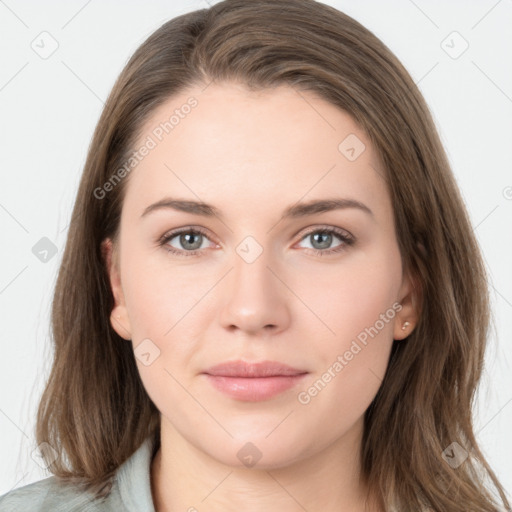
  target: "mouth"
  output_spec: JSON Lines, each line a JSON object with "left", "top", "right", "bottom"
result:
{"left": 201, "top": 360, "right": 309, "bottom": 401}
{"left": 203, "top": 359, "right": 308, "bottom": 378}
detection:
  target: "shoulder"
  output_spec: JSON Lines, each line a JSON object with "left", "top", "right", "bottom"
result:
{"left": 0, "top": 475, "right": 122, "bottom": 512}
{"left": 0, "top": 476, "right": 54, "bottom": 511}
{"left": 0, "top": 434, "right": 158, "bottom": 512}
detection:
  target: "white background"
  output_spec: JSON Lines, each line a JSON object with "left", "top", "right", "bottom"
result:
{"left": 1, "top": 0, "right": 511, "bottom": 500}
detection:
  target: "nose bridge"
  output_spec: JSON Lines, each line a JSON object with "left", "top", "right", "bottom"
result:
{"left": 231, "top": 233, "right": 275, "bottom": 295}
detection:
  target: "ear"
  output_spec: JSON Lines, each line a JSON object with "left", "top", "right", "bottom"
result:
{"left": 393, "top": 263, "right": 422, "bottom": 341}
{"left": 101, "top": 238, "right": 132, "bottom": 340}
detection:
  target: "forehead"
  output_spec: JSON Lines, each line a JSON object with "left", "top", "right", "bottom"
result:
{"left": 123, "top": 81, "right": 389, "bottom": 222}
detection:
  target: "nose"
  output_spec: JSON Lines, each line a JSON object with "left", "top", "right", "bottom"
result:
{"left": 218, "top": 244, "right": 291, "bottom": 336}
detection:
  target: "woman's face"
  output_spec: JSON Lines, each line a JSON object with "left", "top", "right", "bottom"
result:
{"left": 103, "top": 81, "right": 417, "bottom": 468}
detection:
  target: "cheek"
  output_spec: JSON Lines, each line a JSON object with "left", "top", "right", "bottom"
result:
{"left": 120, "top": 246, "right": 213, "bottom": 397}
{"left": 294, "top": 244, "right": 401, "bottom": 345}
{"left": 121, "top": 244, "right": 205, "bottom": 341}
{"left": 294, "top": 246, "right": 400, "bottom": 403}
{"left": 121, "top": 253, "right": 201, "bottom": 419}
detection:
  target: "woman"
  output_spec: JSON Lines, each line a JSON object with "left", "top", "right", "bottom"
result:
{"left": 0, "top": 0, "right": 509, "bottom": 511}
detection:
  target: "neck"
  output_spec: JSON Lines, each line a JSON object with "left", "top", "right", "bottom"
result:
{"left": 150, "top": 415, "right": 381, "bottom": 512}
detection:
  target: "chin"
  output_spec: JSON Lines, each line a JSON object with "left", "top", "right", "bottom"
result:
{"left": 202, "top": 434, "right": 309, "bottom": 471}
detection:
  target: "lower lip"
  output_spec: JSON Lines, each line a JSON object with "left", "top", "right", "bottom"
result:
{"left": 203, "top": 374, "right": 308, "bottom": 401}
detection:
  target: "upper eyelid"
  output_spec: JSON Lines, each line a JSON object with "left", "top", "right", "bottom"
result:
{"left": 299, "top": 225, "right": 352, "bottom": 238}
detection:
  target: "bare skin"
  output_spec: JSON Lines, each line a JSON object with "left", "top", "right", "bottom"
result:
{"left": 103, "top": 81, "right": 419, "bottom": 512}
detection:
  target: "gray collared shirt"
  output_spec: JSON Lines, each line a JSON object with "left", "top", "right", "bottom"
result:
{"left": 0, "top": 434, "right": 158, "bottom": 512}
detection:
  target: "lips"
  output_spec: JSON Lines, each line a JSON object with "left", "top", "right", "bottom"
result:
{"left": 201, "top": 360, "right": 309, "bottom": 401}
{"left": 203, "top": 359, "right": 308, "bottom": 378}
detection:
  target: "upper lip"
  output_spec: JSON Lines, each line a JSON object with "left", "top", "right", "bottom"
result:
{"left": 203, "top": 360, "right": 308, "bottom": 377}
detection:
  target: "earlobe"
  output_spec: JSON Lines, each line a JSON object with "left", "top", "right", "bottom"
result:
{"left": 393, "top": 268, "right": 422, "bottom": 341}
{"left": 394, "top": 318, "right": 414, "bottom": 341}
{"left": 110, "top": 309, "right": 132, "bottom": 340}
{"left": 101, "top": 238, "right": 132, "bottom": 340}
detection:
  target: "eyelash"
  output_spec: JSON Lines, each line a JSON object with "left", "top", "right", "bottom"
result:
{"left": 157, "top": 225, "right": 355, "bottom": 258}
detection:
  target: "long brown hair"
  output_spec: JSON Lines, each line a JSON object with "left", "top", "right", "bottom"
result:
{"left": 34, "top": 1, "right": 510, "bottom": 510}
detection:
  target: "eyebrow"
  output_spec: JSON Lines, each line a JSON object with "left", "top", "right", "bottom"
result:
{"left": 140, "top": 197, "right": 373, "bottom": 220}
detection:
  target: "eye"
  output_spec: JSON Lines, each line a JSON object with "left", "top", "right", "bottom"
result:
{"left": 296, "top": 226, "right": 354, "bottom": 256}
{"left": 158, "top": 227, "right": 214, "bottom": 257}
{"left": 158, "top": 225, "right": 355, "bottom": 257}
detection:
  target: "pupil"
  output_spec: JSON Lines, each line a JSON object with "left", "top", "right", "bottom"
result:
{"left": 313, "top": 232, "right": 331, "bottom": 249}
{"left": 181, "top": 233, "right": 201, "bottom": 250}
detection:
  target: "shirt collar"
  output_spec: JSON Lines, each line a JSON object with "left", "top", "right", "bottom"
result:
{"left": 116, "top": 433, "right": 159, "bottom": 512}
